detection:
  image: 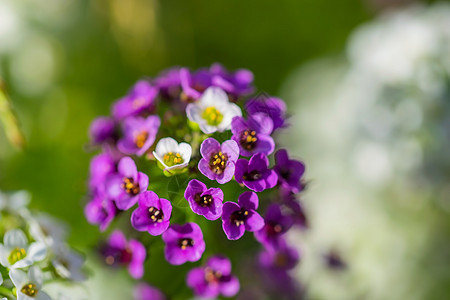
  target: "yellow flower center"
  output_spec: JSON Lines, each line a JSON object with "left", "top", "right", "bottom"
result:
{"left": 202, "top": 106, "right": 223, "bottom": 126}
{"left": 21, "top": 283, "right": 38, "bottom": 297}
{"left": 163, "top": 152, "right": 184, "bottom": 167}
{"left": 135, "top": 131, "right": 149, "bottom": 148}
{"left": 8, "top": 247, "right": 27, "bottom": 265}
{"left": 209, "top": 151, "right": 228, "bottom": 175}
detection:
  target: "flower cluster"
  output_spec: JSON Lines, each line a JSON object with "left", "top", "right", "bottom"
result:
{"left": 84, "top": 63, "right": 307, "bottom": 299}
{"left": 0, "top": 191, "right": 85, "bottom": 300}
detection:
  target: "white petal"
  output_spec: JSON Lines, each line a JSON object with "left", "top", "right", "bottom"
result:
{"left": 155, "top": 137, "right": 178, "bottom": 156}
{"left": 0, "top": 245, "right": 10, "bottom": 267}
{"left": 9, "top": 191, "right": 31, "bottom": 210}
{"left": 218, "top": 103, "right": 242, "bottom": 131}
{"left": 9, "top": 269, "right": 28, "bottom": 288}
{"left": 11, "top": 258, "right": 33, "bottom": 269}
{"left": 177, "top": 143, "right": 192, "bottom": 164}
{"left": 28, "top": 266, "right": 43, "bottom": 288}
{"left": 36, "top": 291, "right": 52, "bottom": 300}
{"left": 199, "top": 123, "right": 218, "bottom": 134}
{"left": 186, "top": 103, "right": 203, "bottom": 123}
{"left": 199, "top": 87, "right": 229, "bottom": 107}
{"left": 27, "top": 242, "right": 47, "bottom": 263}
{"left": 153, "top": 151, "right": 168, "bottom": 169}
{"left": 4, "top": 229, "right": 28, "bottom": 248}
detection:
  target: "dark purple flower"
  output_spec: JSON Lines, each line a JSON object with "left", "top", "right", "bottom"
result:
{"left": 209, "top": 63, "right": 254, "bottom": 100}
{"left": 106, "top": 157, "right": 149, "bottom": 210}
{"left": 274, "top": 149, "right": 305, "bottom": 193}
{"left": 162, "top": 222, "right": 205, "bottom": 265}
{"left": 231, "top": 114, "right": 274, "bottom": 157}
{"left": 259, "top": 242, "right": 299, "bottom": 271}
{"left": 84, "top": 191, "right": 117, "bottom": 231}
{"left": 184, "top": 179, "right": 224, "bottom": 221}
{"left": 234, "top": 153, "right": 278, "bottom": 192}
{"left": 187, "top": 255, "right": 239, "bottom": 299}
{"left": 134, "top": 283, "right": 166, "bottom": 300}
{"left": 89, "top": 117, "right": 116, "bottom": 144}
{"left": 198, "top": 138, "right": 239, "bottom": 184}
{"left": 89, "top": 153, "right": 116, "bottom": 192}
{"left": 254, "top": 204, "right": 293, "bottom": 250}
{"left": 280, "top": 189, "right": 308, "bottom": 228}
{"left": 112, "top": 80, "right": 158, "bottom": 120}
{"left": 100, "top": 230, "right": 146, "bottom": 279}
{"left": 180, "top": 68, "right": 212, "bottom": 101}
{"left": 131, "top": 191, "right": 172, "bottom": 236}
{"left": 245, "top": 97, "right": 287, "bottom": 130}
{"left": 117, "top": 115, "right": 160, "bottom": 156}
{"left": 221, "top": 191, "right": 264, "bottom": 240}
{"left": 154, "top": 67, "right": 181, "bottom": 100}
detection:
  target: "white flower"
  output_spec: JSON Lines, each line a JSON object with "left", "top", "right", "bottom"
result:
{"left": 0, "top": 229, "right": 47, "bottom": 269}
{"left": 28, "top": 213, "right": 68, "bottom": 247}
{"left": 52, "top": 244, "right": 85, "bottom": 281}
{"left": 186, "top": 87, "right": 242, "bottom": 134}
{"left": 0, "top": 190, "right": 30, "bottom": 212}
{"left": 153, "top": 137, "right": 192, "bottom": 171}
{"left": 10, "top": 266, "right": 51, "bottom": 300}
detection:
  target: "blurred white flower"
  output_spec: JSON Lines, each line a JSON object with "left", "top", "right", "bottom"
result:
{"left": 10, "top": 267, "right": 51, "bottom": 300}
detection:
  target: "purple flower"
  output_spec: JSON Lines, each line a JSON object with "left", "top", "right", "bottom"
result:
{"left": 117, "top": 115, "right": 161, "bottom": 156}
{"left": 281, "top": 189, "right": 308, "bottom": 228}
{"left": 106, "top": 157, "right": 149, "bottom": 210}
{"left": 100, "top": 230, "right": 146, "bottom": 279}
{"left": 131, "top": 191, "right": 172, "bottom": 236}
{"left": 89, "top": 153, "right": 116, "bottom": 192}
{"left": 255, "top": 204, "right": 293, "bottom": 250}
{"left": 89, "top": 116, "right": 116, "bottom": 144}
{"left": 162, "top": 222, "right": 205, "bottom": 265}
{"left": 209, "top": 63, "right": 254, "bottom": 100}
{"left": 187, "top": 255, "right": 240, "bottom": 299}
{"left": 184, "top": 180, "right": 224, "bottom": 220}
{"left": 259, "top": 242, "right": 299, "bottom": 271}
{"left": 180, "top": 68, "right": 212, "bottom": 101}
{"left": 154, "top": 67, "right": 181, "bottom": 100}
{"left": 84, "top": 191, "right": 117, "bottom": 231}
{"left": 234, "top": 153, "right": 278, "bottom": 192}
{"left": 221, "top": 191, "right": 264, "bottom": 240}
{"left": 112, "top": 80, "right": 158, "bottom": 120}
{"left": 274, "top": 149, "right": 305, "bottom": 193}
{"left": 231, "top": 114, "right": 274, "bottom": 156}
{"left": 134, "top": 283, "right": 166, "bottom": 300}
{"left": 245, "top": 97, "right": 287, "bottom": 130}
{"left": 198, "top": 138, "right": 239, "bottom": 184}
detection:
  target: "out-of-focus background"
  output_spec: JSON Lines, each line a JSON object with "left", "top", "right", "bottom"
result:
{"left": 0, "top": 0, "right": 448, "bottom": 299}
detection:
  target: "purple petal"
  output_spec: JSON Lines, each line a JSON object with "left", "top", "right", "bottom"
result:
{"left": 128, "top": 239, "right": 146, "bottom": 279}
{"left": 234, "top": 159, "right": 248, "bottom": 184}
{"left": 220, "top": 275, "right": 240, "bottom": 297}
{"left": 221, "top": 140, "right": 240, "bottom": 162}
{"left": 244, "top": 210, "right": 265, "bottom": 232}
{"left": 108, "top": 231, "right": 127, "bottom": 249}
{"left": 200, "top": 138, "right": 221, "bottom": 158}
{"left": 238, "top": 191, "right": 259, "bottom": 210}
{"left": 248, "top": 153, "right": 269, "bottom": 173}
{"left": 118, "top": 157, "right": 138, "bottom": 180}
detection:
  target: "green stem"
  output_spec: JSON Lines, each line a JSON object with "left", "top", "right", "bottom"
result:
{"left": 0, "top": 286, "right": 14, "bottom": 298}
{"left": 0, "top": 80, "right": 25, "bottom": 149}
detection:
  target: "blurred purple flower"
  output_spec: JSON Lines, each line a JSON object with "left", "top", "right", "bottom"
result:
{"left": 231, "top": 114, "right": 274, "bottom": 157}
{"left": 131, "top": 191, "right": 172, "bottom": 236}
{"left": 154, "top": 67, "right": 181, "bottom": 100}
{"left": 162, "top": 222, "right": 205, "bottom": 265}
{"left": 245, "top": 96, "right": 287, "bottom": 130}
{"left": 221, "top": 191, "right": 264, "bottom": 240}
{"left": 187, "top": 255, "right": 239, "bottom": 299}
{"left": 209, "top": 63, "right": 254, "bottom": 100}
{"left": 89, "top": 153, "right": 116, "bottom": 192}
{"left": 106, "top": 157, "right": 148, "bottom": 210}
{"left": 234, "top": 153, "right": 278, "bottom": 192}
{"left": 134, "top": 283, "right": 166, "bottom": 300}
{"left": 117, "top": 115, "right": 160, "bottom": 156}
{"left": 112, "top": 80, "right": 158, "bottom": 120}
{"left": 259, "top": 242, "right": 299, "bottom": 271}
{"left": 255, "top": 204, "right": 293, "bottom": 250}
{"left": 89, "top": 116, "right": 116, "bottom": 145}
{"left": 281, "top": 189, "right": 308, "bottom": 228}
{"left": 100, "top": 230, "right": 146, "bottom": 279}
{"left": 184, "top": 179, "right": 224, "bottom": 221}
{"left": 198, "top": 138, "right": 239, "bottom": 184}
{"left": 274, "top": 149, "right": 305, "bottom": 193}
{"left": 84, "top": 191, "right": 117, "bottom": 232}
